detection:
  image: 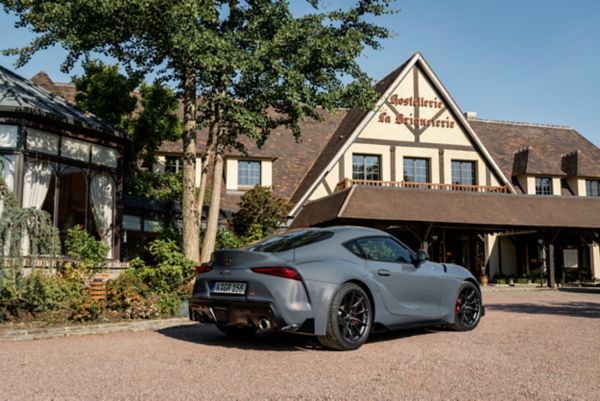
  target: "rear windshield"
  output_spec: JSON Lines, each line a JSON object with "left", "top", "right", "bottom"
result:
{"left": 249, "top": 230, "right": 334, "bottom": 253}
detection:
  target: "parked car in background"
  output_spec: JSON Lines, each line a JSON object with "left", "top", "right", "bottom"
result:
{"left": 189, "top": 226, "right": 484, "bottom": 350}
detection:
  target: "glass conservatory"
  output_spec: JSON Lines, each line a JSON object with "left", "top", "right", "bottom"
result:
{"left": 0, "top": 66, "right": 127, "bottom": 259}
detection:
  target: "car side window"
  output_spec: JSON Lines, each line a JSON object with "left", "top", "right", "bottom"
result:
{"left": 356, "top": 237, "right": 412, "bottom": 263}
{"left": 344, "top": 241, "right": 365, "bottom": 258}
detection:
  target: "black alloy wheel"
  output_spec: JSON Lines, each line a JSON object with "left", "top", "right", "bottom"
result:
{"left": 450, "top": 282, "right": 482, "bottom": 331}
{"left": 318, "top": 283, "right": 373, "bottom": 350}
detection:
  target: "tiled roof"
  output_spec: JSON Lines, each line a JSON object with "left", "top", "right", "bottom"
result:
{"left": 470, "top": 119, "right": 600, "bottom": 179}
{"left": 291, "top": 185, "right": 600, "bottom": 230}
{"left": 0, "top": 66, "right": 119, "bottom": 136}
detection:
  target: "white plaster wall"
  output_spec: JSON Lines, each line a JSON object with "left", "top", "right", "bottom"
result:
{"left": 526, "top": 176, "right": 536, "bottom": 195}
{"left": 485, "top": 234, "right": 501, "bottom": 278}
{"left": 578, "top": 178, "right": 586, "bottom": 196}
{"left": 552, "top": 177, "right": 561, "bottom": 196}
{"left": 590, "top": 243, "right": 600, "bottom": 280}
{"left": 225, "top": 158, "right": 238, "bottom": 191}
{"left": 324, "top": 161, "right": 340, "bottom": 192}
{"left": 417, "top": 71, "right": 471, "bottom": 147}
{"left": 308, "top": 182, "right": 330, "bottom": 201}
{"left": 500, "top": 237, "right": 518, "bottom": 276}
{"left": 261, "top": 160, "right": 273, "bottom": 187}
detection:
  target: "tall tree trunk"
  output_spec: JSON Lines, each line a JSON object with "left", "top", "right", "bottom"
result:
{"left": 181, "top": 67, "right": 200, "bottom": 263}
{"left": 194, "top": 121, "right": 216, "bottom": 232}
{"left": 200, "top": 142, "right": 224, "bottom": 263}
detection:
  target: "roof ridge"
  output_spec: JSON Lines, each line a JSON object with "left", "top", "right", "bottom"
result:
{"left": 470, "top": 117, "right": 572, "bottom": 130}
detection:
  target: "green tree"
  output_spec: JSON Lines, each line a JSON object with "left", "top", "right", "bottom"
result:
{"left": 1, "top": 0, "right": 397, "bottom": 264}
{"left": 232, "top": 186, "right": 289, "bottom": 237}
{"left": 72, "top": 59, "right": 138, "bottom": 129}
{"left": 132, "top": 82, "right": 182, "bottom": 165}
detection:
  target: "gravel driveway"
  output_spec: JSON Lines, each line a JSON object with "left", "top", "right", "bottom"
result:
{"left": 1, "top": 289, "right": 599, "bottom": 401}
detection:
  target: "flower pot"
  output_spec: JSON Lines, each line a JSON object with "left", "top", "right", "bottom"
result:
{"left": 479, "top": 273, "right": 489, "bottom": 286}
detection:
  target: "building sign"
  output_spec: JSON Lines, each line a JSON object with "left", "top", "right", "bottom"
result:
{"left": 563, "top": 249, "right": 578, "bottom": 268}
{"left": 378, "top": 94, "right": 456, "bottom": 129}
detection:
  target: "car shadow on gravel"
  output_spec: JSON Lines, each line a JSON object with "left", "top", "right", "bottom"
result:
{"left": 158, "top": 323, "right": 321, "bottom": 351}
{"left": 487, "top": 301, "right": 600, "bottom": 319}
{"left": 158, "top": 323, "right": 439, "bottom": 351}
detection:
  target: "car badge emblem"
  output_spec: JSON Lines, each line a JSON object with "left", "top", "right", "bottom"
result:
{"left": 220, "top": 270, "right": 232, "bottom": 276}
{"left": 223, "top": 257, "right": 232, "bottom": 266}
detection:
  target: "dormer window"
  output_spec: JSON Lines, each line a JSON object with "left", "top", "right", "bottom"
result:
{"left": 586, "top": 180, "right": 600, "bottom": 197}
{"left": 535, "top": 177, "right": 552, "bottom": 195}
{"left": 238, "top": 160, "right": 261, "bottom": 187}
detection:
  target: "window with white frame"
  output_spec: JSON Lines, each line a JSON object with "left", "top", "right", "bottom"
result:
{"left": 403, "top": 157, "right": 430, "bottom": 183}
{"left": 451, "top": 160, "right": 476, "bottom": 186}
{"left": 238, "top": 160, "right": 261, "bottom": 187}
{"left": 535, "top": 177, "right": 552, "bottom": 195}
{"left": 165, "top": 156, "right": 182, "bottom": 174}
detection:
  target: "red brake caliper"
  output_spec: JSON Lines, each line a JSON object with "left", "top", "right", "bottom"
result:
{"left": 455, "top": 297, "right": 462, "bottom": 314}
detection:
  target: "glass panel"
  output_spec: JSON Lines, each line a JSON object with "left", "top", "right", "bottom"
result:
{"left": 0, "top": 125, "right": 19, "bottom": 148}
{"left": 535, "top": 177, "right": 552, "bottom": 195}
{"left": 250, "top": 230, "right": 334, "bottom": 253}
{"left": 61, "top": 137, "right": 91, "bottom": 162}
{"left": 586, "top": 180, "right": 600, "bottom": 197}
{"left": 0, "top": 155, "right": 16, "bottom": 191}
{"left": 352, "top": 154, "right": 380, "bottom": 181}
{"left": 238, "top": 160, "right": 261, "bottom": 186}
{"left": 27, "top": 129, "right": 59, "bottom": 155}
{"left": 144, "top": 219, "right": 162, "bottom": 233}
{"left": 57, "top": 167, "right": 88, "bottom": 246}
{"left": 451, "top": 161, "right": 476, "bottom": 186}
{"left": 91, "top": 145, "right": 118, "bottom": 168}
{"left": 123, "top": 214, "right": 142, "bottom": 231}
{"left": 165, "top": 156, "right": 181, "bottom": 173}
{"left": 357, "top": 237, "right": 412, "bottom": 263}
{"left": 404, "top": 158, "right": 429, "bottom": 183}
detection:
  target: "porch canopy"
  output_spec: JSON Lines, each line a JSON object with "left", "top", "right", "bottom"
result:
{"left": 291, "top": 185, "right": 600, "bottom": 233}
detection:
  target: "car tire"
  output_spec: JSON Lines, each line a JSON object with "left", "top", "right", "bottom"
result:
{"left": 216, "top": 324, "right": 257, "bottom": 337}
{"left": 318, "top": 283, "right": 373, "bottom": 351}
{"left": 449, "top": 281, "right": 482, "bottom": 331}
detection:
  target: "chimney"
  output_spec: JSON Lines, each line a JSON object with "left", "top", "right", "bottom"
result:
{"left": 464, "top": 111, "right": 477, "bottom": 120}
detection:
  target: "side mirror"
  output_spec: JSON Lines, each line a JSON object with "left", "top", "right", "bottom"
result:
{"left": 415, "top": 250, "right": 429, "bottom": 265}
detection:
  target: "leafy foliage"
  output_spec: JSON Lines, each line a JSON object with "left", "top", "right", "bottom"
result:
{"left": 72, "top": 59, "right": 139, "bottom": 129}
{"left": 215, "top": 224, "right": 263, "bottom": 251}
{"left": 125, "top": 170, "right": 182, "bottom": 201}
{"left": 132, "top": 82, "right": 183, "bottom": 165}
{"left": 0, "top": 0, "right": 398, "bottom": 261}
{"left": 19, "top": 270, "right": 81, "bottom": 313}
{"left": 232, "top": 186, "right": 289, "bottom": 237}
{"left": 64, "top": 226, "right": 109, "bottom": 270}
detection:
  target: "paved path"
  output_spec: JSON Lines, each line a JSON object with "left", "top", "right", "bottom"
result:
{"left": 1, "top": 291, "right": 599, "bottom": 400}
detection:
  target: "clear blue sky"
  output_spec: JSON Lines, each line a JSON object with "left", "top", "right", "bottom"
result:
{"left": 1, "top": 0, "right": 599, "bottom": 145}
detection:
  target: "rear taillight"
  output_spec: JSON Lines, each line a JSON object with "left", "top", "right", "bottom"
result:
{"left": 251, "top": 266, "right": 302, "bottom": 281}
{"left": 195, "top": 264, "right": 212, "bottom": 276}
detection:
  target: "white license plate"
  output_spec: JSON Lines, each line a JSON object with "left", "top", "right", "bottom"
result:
{"left": 211, "top": 282, "right": 247, "bottom": 295}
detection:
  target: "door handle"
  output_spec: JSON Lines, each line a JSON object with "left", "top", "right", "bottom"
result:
{"left": 377, "top": 269, "right": 391, "bottom": 277}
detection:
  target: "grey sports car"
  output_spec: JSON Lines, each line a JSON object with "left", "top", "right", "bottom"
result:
{"left": 189, "top": 226, "right": 484, "bottom": 350}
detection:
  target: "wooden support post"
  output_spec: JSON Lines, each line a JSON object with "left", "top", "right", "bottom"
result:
{"left": 548, "top": 243, "right": 556, "bottom": 288}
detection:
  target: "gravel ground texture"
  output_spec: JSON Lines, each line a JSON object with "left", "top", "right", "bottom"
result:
{"left": 1, "top": 289, "right": 599, "bottom": 401}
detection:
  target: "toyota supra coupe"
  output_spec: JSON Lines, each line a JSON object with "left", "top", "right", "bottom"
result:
{"left": 189, "top": 226, "right": 484, "bottom": 350}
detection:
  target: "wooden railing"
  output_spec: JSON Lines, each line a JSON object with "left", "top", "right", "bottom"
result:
{"left": 335, "top": 178, "right": 509, "bottom": 193}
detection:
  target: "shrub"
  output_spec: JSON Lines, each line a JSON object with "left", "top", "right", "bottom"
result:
{"left": 64, "top": 226, "right": 109, "bottom": 270}
{"left": 68, "top": 293, "right": 105, "bottom": 322}
{"left": 20, "top": 270, "right": 81, "bottom": 313}
{"left": 106, "top": 270, "right": 160, "bottom": 319}
{"left": 231, "top": 186, "right": 289, "bottom": 237}
{"left": 215, "top": 224, "right": 263, "bottom": 251}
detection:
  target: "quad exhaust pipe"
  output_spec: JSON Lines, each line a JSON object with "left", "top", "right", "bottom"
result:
{"left": 258, "top": 318, "right": 272, "bottom": 331}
